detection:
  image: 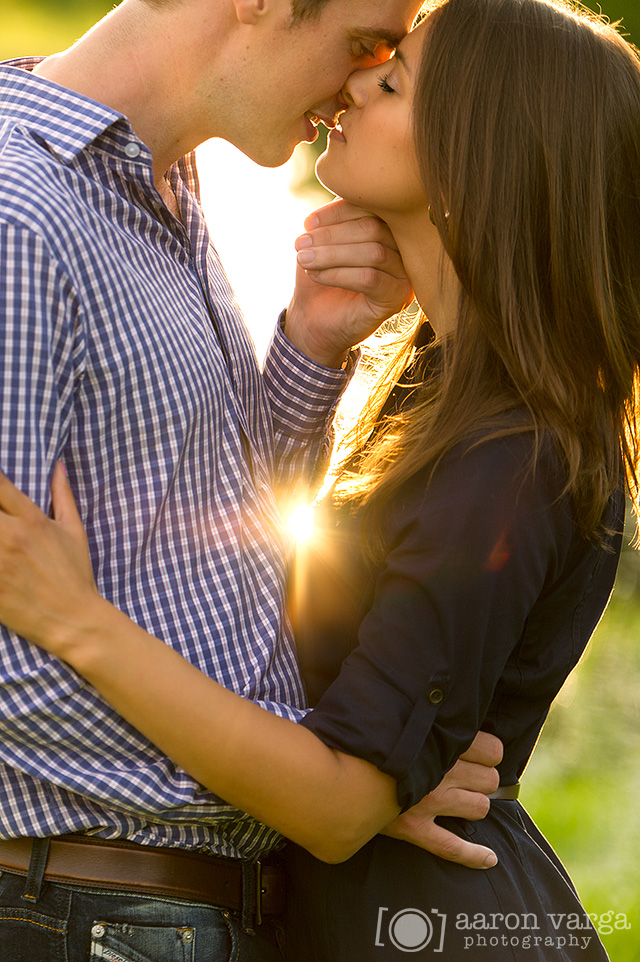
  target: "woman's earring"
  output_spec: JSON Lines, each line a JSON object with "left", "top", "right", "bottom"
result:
{"left": 428, "top": 206, "right": 450, "bottom": 226}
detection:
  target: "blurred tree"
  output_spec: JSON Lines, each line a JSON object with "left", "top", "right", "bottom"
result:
{"left": 591, "top": 0, "right": 640, "bottom": 42}
{"left": 3, "top": 1, "right": 113, "bottom": 60}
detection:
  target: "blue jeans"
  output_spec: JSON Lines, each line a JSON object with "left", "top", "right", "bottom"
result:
{"left": 0, "top": 867, "right": 285, "bottom": 962}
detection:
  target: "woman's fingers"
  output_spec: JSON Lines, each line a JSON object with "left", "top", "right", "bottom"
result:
{"left": 0, "top": 469, "right": 44, "bottom": 518}
{"left": 0, "top": 467, "right": 98, "bottom": 650}
{"left": 50, "top": 462, "right": 84, "bottom": 532}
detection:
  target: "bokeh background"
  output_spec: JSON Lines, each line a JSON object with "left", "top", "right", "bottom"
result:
{"left": 4, "top": 2, "right": 640, "bottom": 957}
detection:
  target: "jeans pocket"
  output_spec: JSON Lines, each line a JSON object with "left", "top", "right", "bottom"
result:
{"left": 0, "top": 905, "right": 68, "bottom": 962}
{"left": 89, "top": 920, "right": 196, "bottom": 962}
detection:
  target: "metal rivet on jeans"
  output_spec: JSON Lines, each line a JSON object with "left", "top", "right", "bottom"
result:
{"left": 91, "top": 923, "right": 106, "bottom": 939}
{"left": 179, "top": 929, "right": 195, "bottom": 943}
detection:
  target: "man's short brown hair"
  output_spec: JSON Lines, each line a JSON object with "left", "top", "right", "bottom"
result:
{"left": 141, "top": 0, "right": 332, "bottom": 18}
{"left": 291, "top": 0, "right": 332, "bottom": 20}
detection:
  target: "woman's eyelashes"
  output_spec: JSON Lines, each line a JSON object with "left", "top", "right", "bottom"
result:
{"left": 377, "top": 74, "right": 396, "bottom": 93}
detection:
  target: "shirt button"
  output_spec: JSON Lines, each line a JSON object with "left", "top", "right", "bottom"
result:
{"left": 428, "top": 687, "right": 445, "bottom": 705}
{"left": 124, "top": 142, "right": 141, "bottom": 159}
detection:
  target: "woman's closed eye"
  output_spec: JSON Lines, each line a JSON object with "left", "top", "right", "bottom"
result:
{"left": 377, "top": 74, "right": 396, "bottom": 94}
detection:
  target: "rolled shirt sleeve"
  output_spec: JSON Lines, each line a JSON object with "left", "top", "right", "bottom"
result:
{"left": 263, "top": 314, "right": 358, "bottom": 495}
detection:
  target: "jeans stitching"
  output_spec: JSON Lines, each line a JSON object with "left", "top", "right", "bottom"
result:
{"left": 0, "top": 914, "right": 66, "bottom": 933}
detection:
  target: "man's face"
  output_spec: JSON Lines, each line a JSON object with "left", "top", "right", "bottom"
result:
{"left": 219, "top": 0, "right": 423, "bottom": 167}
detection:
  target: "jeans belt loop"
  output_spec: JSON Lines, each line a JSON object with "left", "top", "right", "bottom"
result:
{"left": 254, "top": 859, "right": 263, "bottom": 928}
{"left": 240, "top": 859, "right": 257, "bottom": 933}
{"left": 22, "top": 837, "right": 51, "bottom": 903}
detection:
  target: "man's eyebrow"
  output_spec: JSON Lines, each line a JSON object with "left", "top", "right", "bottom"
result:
{"left": 351, "top": 28, "right": 406, "bottom": 50}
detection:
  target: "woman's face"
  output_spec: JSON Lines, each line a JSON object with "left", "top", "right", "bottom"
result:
{"left": 316, "top": 22, "right": 428, "bottom": 221}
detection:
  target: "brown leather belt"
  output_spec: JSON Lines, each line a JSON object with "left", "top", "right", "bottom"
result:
{"left": 488, "top": 783, "right": 520, "bottom": 801}
{"left": 0, "top": 835, "right": 284, "bottom": 924}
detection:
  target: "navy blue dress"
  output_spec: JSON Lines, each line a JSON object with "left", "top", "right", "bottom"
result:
{"left": 284, "top": 331, "right": 621, "bottom": 961}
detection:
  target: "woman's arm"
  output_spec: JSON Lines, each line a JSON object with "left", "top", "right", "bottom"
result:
{"left": 69, "top": 602, "right": 401, "bottom": 862}
{"left": 0, "top": 466, "right": 498, "bottom": 865}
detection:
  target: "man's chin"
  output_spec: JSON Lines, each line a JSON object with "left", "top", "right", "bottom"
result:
{"left": 240, "top": 140, "right": 298, "bottom": 170}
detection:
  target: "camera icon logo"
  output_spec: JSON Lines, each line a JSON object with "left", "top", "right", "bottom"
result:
{"left": 375, "top": 907, "right": 447, "bottom": 953}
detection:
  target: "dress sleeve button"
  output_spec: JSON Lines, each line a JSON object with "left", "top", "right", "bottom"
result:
{"left": 428, "top": 687, "right": 445, "bottom": 704}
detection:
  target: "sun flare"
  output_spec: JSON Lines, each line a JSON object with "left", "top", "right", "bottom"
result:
{"left": 287, "top": 503, "right": 316, "bottom": 544}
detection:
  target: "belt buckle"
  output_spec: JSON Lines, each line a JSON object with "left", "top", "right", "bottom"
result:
{"left": 254, "top": 859, "right": 263, "bottom": 926}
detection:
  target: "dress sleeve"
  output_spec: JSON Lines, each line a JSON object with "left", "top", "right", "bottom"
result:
{"left": 300, "top": 435, "right": 573, "bottom": 810}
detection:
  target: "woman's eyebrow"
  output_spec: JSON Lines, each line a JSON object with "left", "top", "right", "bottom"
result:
{"left": 393, "top": 48, "right": 411, "bottom": 75}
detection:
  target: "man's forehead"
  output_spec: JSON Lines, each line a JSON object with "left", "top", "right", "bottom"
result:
{"left": 343, "top": 0, "right": 421, "bottom": 44}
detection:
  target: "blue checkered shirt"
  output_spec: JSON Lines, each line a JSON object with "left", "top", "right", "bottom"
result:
{"left": 0, "top": 60, "right": 349, "bottom": 859}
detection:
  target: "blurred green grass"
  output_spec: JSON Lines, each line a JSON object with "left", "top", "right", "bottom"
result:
{"left": 521, "top": 575, "right": 640, "bottom": 960}
{"left": 3, "top": 2, "right": 640, "bottom": 958}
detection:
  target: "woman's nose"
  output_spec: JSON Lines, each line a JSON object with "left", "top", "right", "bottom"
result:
{"left": 342, "top": 63, "right": 379, "bottom": 108}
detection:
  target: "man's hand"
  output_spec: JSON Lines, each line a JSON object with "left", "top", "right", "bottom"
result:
{"left": 381, "top": 732, "right": 503, "bottom": 869}
{"left": 284, "top": 198, "right": 413, "bottom": 368}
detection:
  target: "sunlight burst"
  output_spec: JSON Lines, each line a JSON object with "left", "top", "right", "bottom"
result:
{"left": 287, "top": 503, "right": 316, "bottom": 544}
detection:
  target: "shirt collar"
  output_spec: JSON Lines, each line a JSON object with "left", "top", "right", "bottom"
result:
{"left": 0, "top": 57, "right": 200, "bottom": 201}
{"left": 0, "top": 58, "right": 126, "bottom": 164}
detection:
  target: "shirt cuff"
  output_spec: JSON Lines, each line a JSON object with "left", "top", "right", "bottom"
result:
{"left": 301, "top": 661, "right": 451, "bottom": 811}
{"left": 263, "top": 313, "right": 359, "bottom": 440}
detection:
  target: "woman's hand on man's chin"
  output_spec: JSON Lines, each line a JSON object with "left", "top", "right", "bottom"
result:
{"left": 0, "top": 463, "right": 104, "bottom": 657}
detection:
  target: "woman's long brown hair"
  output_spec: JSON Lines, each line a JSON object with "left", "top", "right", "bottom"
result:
{"left": 337, "top": 0, "right": 640, "bottom": 552}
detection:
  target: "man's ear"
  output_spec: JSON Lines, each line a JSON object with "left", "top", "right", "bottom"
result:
{"left": 232, "top": 0, "right": 270, "bottom": 26}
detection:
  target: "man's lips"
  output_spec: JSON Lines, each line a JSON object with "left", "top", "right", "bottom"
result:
{"left": 303, "top": 115, "right": 320, "bottom": 142}
{"left": 305, "top": 111, "right": 338, "bottom": 129}
{"left": 305, "top": 111, "right": 347, "bottom": 143}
